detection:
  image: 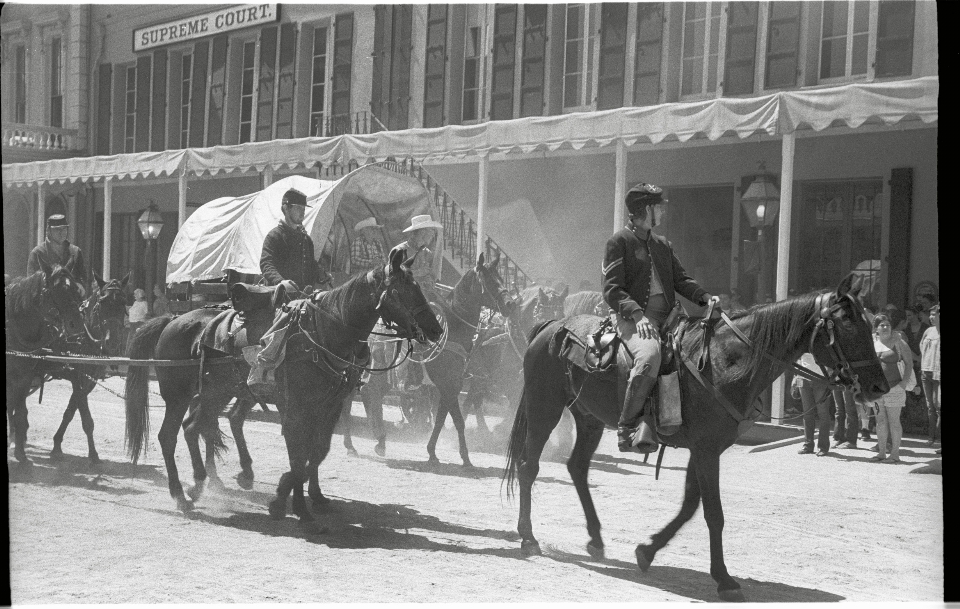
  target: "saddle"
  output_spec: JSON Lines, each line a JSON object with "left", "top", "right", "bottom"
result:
{"left": 198, "top": 284, "right": 277, "bottom": 357}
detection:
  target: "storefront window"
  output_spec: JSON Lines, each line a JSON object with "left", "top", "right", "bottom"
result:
{"left": 796, "top": 179, "right": 883, "bottom": 294}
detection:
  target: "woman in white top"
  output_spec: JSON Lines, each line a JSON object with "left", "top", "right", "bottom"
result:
{"left": 870, "top": 314, "right": 916, "bottom": 463}
{"left": 919, "top": 304, "right": 940, "bottom": 446}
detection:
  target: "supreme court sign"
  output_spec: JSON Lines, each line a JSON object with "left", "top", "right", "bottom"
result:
{"left": 133, "top": 4, "right": 279, "bottom": 53}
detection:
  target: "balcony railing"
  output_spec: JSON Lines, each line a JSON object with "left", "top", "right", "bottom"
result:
{"left": 375, "top": 157, "right": 532, "bottom": 292}
{"left": 312, "top": 111, "right": 381, "bottom": 137}
{"left": 2, "top": 122, "right": 80, "bottom": 151}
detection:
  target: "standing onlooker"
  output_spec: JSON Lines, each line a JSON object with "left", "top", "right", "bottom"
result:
{"left": 870, "top": 314, "right": 916, "bottom": 464}
{"left": 126, "top": 288, "right": 151, "bottom": 353}
{"left": 793, "top": 353, "right": 831, "bottom": 456}
{"left": 831, "top": 386, "right": 860, "bottom": 449}
{"left": 152, "top": 284, "right": 173, "bottom": 318}
{"left": 920, "top": 304, "right": 941, "bottom": 448}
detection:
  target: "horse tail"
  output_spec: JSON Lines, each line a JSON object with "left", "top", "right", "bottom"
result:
{"left": 124, "top": 316, "right": 171, "bottom": 464}
{"left": 503, "top": 386, "right": 529, "bottom": 499}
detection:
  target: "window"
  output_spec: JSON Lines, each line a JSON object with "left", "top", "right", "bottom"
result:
{"left": 491, "top": 5, "right": 517, "bottom": 120}
{"left": 310, "top": 27, "right": 328, "bottom": 136}
{"left": 633, "top": 3, "right": 664, "bottom": 106}
{"left": 50, "top": 36, "right": 63, "bottom": 127}
{"left": 723, "top": 2, "right": 758, "bottom": 95}
{"left": 15, "top": 45, "right": 26, "bottom": 123}
{"left": 680, "top": 2, "right": 722, "bottom": 97}
{"left": 207, "top": 36, "right": 228, "bottom": 146}
{"left": 463, "top": 27, "right": 482, "bottom": 121}
{"left": 274, "top": 23, "right": 297, "bottom": 140}
{"left": 255, "top": 27, "right": 278, "bottom": 142}
{"left": 239, "top": 42, "right": 256, "bottom": 143}
{"left": 875, "top": 0, "right": 915, "bottom": 77}
{"left": 563, "top": 4, "right": 596, "bottom": 110}
{"left": 597, "top": 3, "right": 628, "bottom": 110}
{"left": 124, "top": 66, "right": 137, "bottom": 153}
{"left": 764, "top": 1, "right": 801, "bottom": 89}
{"left": 331, "top": 12, "right": 354, "bottom": 135}
{"left": 519, "top": 4, "right": 547, "bottom": 117}
{"left": 180, "top": 54, "right": 193, "bottom": 148}
{"left": 423, "top": 5, "right": 448, "bottom": 127}
{"left": 819, "top": 1, "right": 870, "bottom": 80}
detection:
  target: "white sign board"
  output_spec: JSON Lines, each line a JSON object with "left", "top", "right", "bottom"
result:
{"left": 133, "top": 4, "right": 279, "bottom": 53}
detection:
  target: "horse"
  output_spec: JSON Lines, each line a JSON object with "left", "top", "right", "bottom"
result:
{"left": 47, "top": 271, "right": 131, "bottom": 462}
{"left": 503, "top": 274, "right": 888, "bottom": 601}
{"left": 125, "top": 247, "right": 443, "bottom": 516}
{"left": 5, "top": 259, "right": 87, "bottom": 464}
{"left": 423, "top": 253, "right": 517, "bottom": 466}
{"left": 563, "top": 290, "right": 607, "bottom": 317}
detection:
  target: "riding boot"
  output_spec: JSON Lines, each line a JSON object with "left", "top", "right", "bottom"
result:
{"left": 617, "top": 374, "right": 659, "bottom": 454}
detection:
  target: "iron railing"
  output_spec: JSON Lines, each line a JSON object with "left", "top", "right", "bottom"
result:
{"left": 376, "top": 157, "right": 532, "bottom": 292}
{"left": 312, "top": 111, "right": 378, "bottom": 137}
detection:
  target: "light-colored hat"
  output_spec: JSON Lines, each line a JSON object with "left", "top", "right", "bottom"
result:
{"left": 403, "top": 214, "right": 443, "bottom": 233}
{"left": 354, "top": 217, "right": 382, "bottom": 232}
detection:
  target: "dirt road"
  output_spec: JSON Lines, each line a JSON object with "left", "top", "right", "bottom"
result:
{"left": 8, "top": 377, "right": 943, "bottom": 602}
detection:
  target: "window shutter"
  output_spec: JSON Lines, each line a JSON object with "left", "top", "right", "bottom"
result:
{"left": 519, "top": 4, "right": 547, "bottom": 117}
{"left": 423, "top": 5, "right": 449, "bottom": 128}
{"left": 151, "top": 50, "right": 167, "bottom": 151}
{"left": 207, "top": 35, "right": 228, "bottom": 146}
{"left": 633, "top": 3, "right": 664, "bottom": 106}
{"left": 97, "top": 63, "right": 112, "bottom": 155}
{"left": 275, "top": 23, "right": 298, "bottom": 140}
{"left": 391, "top": 4, "right": 413, "bottom": 129}
{"left": 294, "top": 22, "right": 315, "bottom": 138}
{"left": 875, "top": 0, "right": 915, "bottom": 78}
{"left": 764, "top": 1, "right": 800, "bottom": 89}
{"left": 256, "top": 26, "right": 278, "bottom": 142}
{"left": 491, "top": 5, "right": 518, "bottom": 120}
{"left": 886, "top": 167, "right": 913, "bottom": 308}
{"left": 331, "top": 12, "right": 354, "bottom": 134}
{"left": 189, "top": 41, "right": 209, "bottom": 148}
{"left": 723, "top": 2, "right": 759, "bottom": 95}
{"left": 597, "top": 3, "right": 628, "bottom": 110}
{"left": 135, "top": 55, "right": 152, "bottom": 152}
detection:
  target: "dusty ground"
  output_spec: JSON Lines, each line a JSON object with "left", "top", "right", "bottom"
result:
{"left": 8, "top": 377, "right": 943, "bottom": 603}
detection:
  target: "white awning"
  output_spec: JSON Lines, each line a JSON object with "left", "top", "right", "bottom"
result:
{"left": 2, "top": 77, "right": 937, "bottom": 188}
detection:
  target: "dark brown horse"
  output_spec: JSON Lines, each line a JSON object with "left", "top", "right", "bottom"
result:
{"left": 424, "top": 253, "right": 517, "bottom": 466}
{"left": 125, "top": 247, "right": 442, "bottom": 518}
{"left": 48, "top": 271, "right": 131, "bottom": 462}
{"left": 504, "top": 274, "right": 887, "bottom": 601}
{"left": 5, "top": 259, "right": 87, "bottom": 464}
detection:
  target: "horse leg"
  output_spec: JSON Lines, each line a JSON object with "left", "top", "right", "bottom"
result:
{"left": 271, "top": 411, "right": 313, "bottom": 521}
{"left": 181, "top": 397, "right": 210, "bottom": 503}
{"left": 567, "top": 408, "right": 606, "bottom": 558}
{"left": 228, "top": 397, "right": 256, "bottom": 490}
{"left": 363, "top": 389, "right": 387, "bottom": 457}
{"left": 426, "top": 396, "right": 450, "bottom": 463}
{"left": 691, "top": 447, "right": 742, "bottom": 601}
{"left": 308, "top": 398, "right": 347, "bottom": 512}
{"left": 446, "top": 393, "right": 473, "bottom": 467}
{"left": 50, "top": 394, "right": 80, "bottom": 462}
{"left": 158, "top": 396, "right": 193, "bottom": 512}
{"left": 76, "top": 386, "right": 102, "bottom": 465}
{"left": 8, "top": 385, "right": 31, "bottom": 464}
{"left": 517, "top": 414, "right": 557, "bottom": 557}
{"left": 341, "top": 395, "right": 357, "bottom": 456}
{"left": 636, "top": 455, "right": 701, "bottom": 573}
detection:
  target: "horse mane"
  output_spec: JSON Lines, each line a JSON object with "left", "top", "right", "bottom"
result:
{"left": 4, "top": 270, "right": 47, "bottom": 320}
{"left": 721, "top": 290, "right": 824, "bottom": 375}
{"left": 564, "top": 290, "right": 604, "bottom": 317}
{"left": 315, "top": 265, "right": 382, "bottom": 317}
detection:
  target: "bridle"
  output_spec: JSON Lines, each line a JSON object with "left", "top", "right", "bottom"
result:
{"left": 803, "top": 291, "right": 878, "bottom": 393}
{"left": 83, "top": 281, "right": 125, "bottom": 343}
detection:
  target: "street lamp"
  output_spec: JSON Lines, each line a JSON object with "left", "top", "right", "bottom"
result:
{"left": 137, "top": 202, "right": 164, "bottom": 310}
{"left": 740, "top": 163, "right": 780, "bottom": 303}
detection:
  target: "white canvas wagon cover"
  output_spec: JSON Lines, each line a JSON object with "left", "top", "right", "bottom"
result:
{"left": 166, "top": 164, "right": 437, "bottom": 283}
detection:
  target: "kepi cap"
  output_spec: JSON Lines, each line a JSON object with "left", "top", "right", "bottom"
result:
{"left": 281, "top": 189, "right": 309, "bottom": 207}
{"left": 46, "top": 214, "right": 69, "bottom": 228}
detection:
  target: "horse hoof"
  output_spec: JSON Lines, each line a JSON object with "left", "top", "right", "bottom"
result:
{"left": 635, "top": 545, "right": 654, "bottom": 572}
{"left": 49, "top": 449, "right": 64, "bottom": 462}
{"left": 427, "top": 455, "right": 440, "bottom": 465}
{"left": 294, "top": 508, "right": 315, "bottom": 523}
{"left": 586, "top": 541, "right": 605, "bottom": 560}
{"left": 374, "top": 443, "right": 386, "bottom": 457}
{"left": 462, "top": 459, "right": 474, "bottom": 468}
{"left": 206, "top": 477, "right": 226, "bottom": 493}
{"left": 89, "top": 454, "right": 102, "bottom": 466}
{"left": 718, "top": 588, "right": 745, "bottom": 602}
{"left": 176, "top": 497, "right": 195, "bottom": 513}
{"left": 236, "top": 471, "right": 255, "bottom": 491}
{"left": 520, "top": 539, "right": 542, "bottom": 557}
{"left": 186, "top": 484, "right": 205, "bottom": 502}
{"left": 268, "top": 499, "right": 287, "bottom": 520}
{"left": 347, "top": 448, "right": 359, "bottom": 457}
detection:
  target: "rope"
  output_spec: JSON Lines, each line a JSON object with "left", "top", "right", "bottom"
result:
{"left": 5, "top": 349, "right": 241, "bottom": 368}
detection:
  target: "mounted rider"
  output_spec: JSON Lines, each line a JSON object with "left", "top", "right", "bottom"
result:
{"left": 28, "top": 213, "right": 89, "bottom": 298}
{"left": 248, "top": 188, "right": 333, "bottom": 393}
{"left": 397, "top": 214, "right": 443, "bottom": 303}
{"left": 603, "top": 183, "right": 717, "bottom": 454}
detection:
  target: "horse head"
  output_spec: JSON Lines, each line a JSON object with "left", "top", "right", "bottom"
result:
{"left": 36, "top": 256, "right": 86, "bottom": 338}
{"left": 533, "top": 285, "right": 567, "bottom": 324}
{"left": 472, "top": 252, "right": 517, "bottom": 318}
{"left": 376, "top": 246, "right": 444, "bottom": 344}
{"left": 93, "top": 271, "right": 130, "bottom": 321}
{"left": 808, "top": 272, "right": 888, "bottom": 402}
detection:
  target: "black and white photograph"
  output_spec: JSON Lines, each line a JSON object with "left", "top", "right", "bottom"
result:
{"left": 3, "top": 0, "right": 941, "bottom": 603}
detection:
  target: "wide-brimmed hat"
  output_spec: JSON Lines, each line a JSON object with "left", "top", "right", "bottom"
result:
{"left": 354, "top": 217, "right": 382, "bottom": 232}
{"left": 46, "top": 214, "right": 69, "bottom": 228}
{"left": 281, "top": 189, "right": 309, "bottom": 207}
{"left": 403, "top": 214, "right": 443, "bottom": 233}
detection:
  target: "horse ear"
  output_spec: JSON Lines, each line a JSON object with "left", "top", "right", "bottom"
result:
{"left": 836, "top": 272, "right": 856, "bottom": 298}
{"left": 388, "top": 245, "right": 406, "bottom": 274}
{"left": 475, "top": 252, "right": 485, "bottom": 272}
{"left": 120, "top": 272, "right": 131, "bottom": 288}
{"left": 93, "top": 271, "right": 106, "bottom": 289}
{"left": 559, "top": 285, "right": 570, "bottom": 301}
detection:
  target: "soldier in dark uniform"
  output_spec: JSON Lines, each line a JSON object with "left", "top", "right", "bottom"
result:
{"left": 28, "top": 213, "right": 89, "bottom": 297}
{"left": 603, "top": 183, "right": 717, "bottom": 453}
{"left": 260, "top": 188, "right": 332, "bottom": 295}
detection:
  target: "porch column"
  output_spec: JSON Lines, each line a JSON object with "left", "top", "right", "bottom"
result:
{"left": 263, "top": 165, "right": 274, "bottom": 188}
{"left": 67, "top": 191, "right": 78, "bottom": 243}
{"left": 769, "top": 131, "right": 797, "bottom": 421}
{"left": 477, "top": 153, "right": 489, "bottom": 261}
{"left": 36, "top": 182, "right": 47, "bottom": 246}
{"left": 103, "top": 177, "right": 113, "bottom": 280}
{"left": 613, "top": 139, "right": 627, "bottom": 231}
{"left": 178, "top": 169, "right": 188, "bottom": 228}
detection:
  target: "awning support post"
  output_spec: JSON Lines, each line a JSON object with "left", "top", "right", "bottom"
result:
{"left": 178, "top": 169, "right": 188, "bottom": 229}
{"left": 614, "top": 139, "right": 626, "bottom": 232}
{"left": 103, "top": 177, "right": 113, "bottom": 280}
{"left": 770, "top": 131, "right": 797, "bottom": 422}
{"left": 477, "top": 154, "right": 489, "bottom": 263}
{"left": 37, "top": 182, "right": 47, "bottom": 246}
{"left": 264, "top": 165, "right": 274, "bottom": 188}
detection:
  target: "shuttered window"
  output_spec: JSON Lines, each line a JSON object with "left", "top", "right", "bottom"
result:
{"left": 875, "top": 0, "right": 915, "bottom": 77}
{"left": 764, "top": 1, "right": 801, "bottom": 89}
{"left": 96, "top": 64, "right": 112, "bottom": 154}
{"left": 135, "top": 55, "right": 152, "bottom": 152}
{"left": 188, "top": 41, "right": 209, "bottom": 148}
{"left": 151, "top": 49, "right": 167, "bottom": 151}
{"left": 633, "top": 3, "right": 663, "bottom": 106}
{"left": 239, "top": 41, "right": 255, "bottom": 143}
{"left": 331, "top": 12, "right": 354, "bottom": 135}
{"left": 491, "top": 5, "right": 517, "bottom": 120}
{"left": 256, "top": 26, "right": 278, "bottom": 142}
{"left": 723, "top": 2, "right": 758, "bottom": 95}
{"left": 597, "top": 3, "right": 628, "bottom": 110}
{"left": 275, "top": 23, "right": 297, "bottom": 139}
{"left": 50, "top": 37, "right": 63, "bottom": 128}
{"left": 519, "top": 4, "right": 547, "bottom": 117}
{"left": 207, "top": 35, "right": 228, "bottom": 146}
{"left": 15, "top": 45, "right": 27, "bottom": 123}
{"left": 423, "top": 5, "right": 448, "bottom": 127}
{"left": 124, "top": 66, "right": 137, "bottom": 153}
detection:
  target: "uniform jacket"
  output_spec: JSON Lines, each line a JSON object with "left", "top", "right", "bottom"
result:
{"left": 260, "top": 222, "right": 324, "bottom": 287}
{"left": 28, "top": 239, "right": 88, "bottom": 289}
{"left": 602, "top": 225, "right": 708, "bottom": 322}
